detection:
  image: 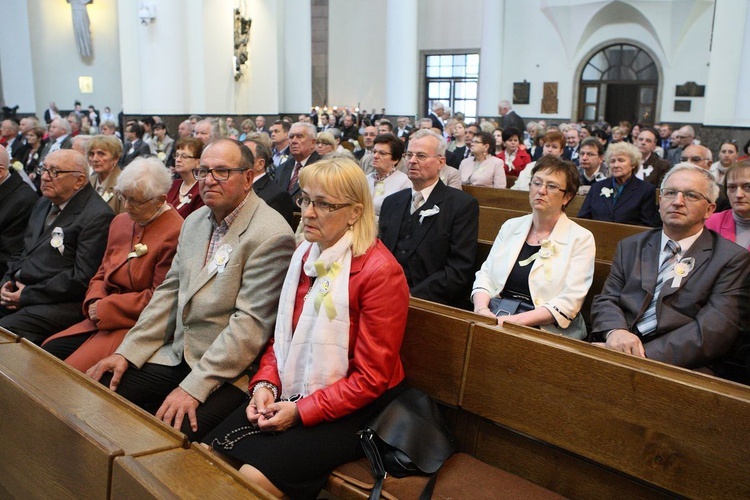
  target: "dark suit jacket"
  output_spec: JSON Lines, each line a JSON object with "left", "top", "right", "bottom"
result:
{"left": 2, "top": 183, "right": 114, "bottom": 308}
{"left": 119, "top": 139, "right": 151, "bottom": 167}
{"left": 641, "top": 153, "right": 670, "bottom": 187}
{"left": 591, "top": 228, "right": 750, "bottom": 369}
{"left": 577, "top": 177, "right": 661, "bottom": 227}
{"left": 274, "top": 151, "right": 321, "bottom": 199}
{"left": 0, "top": 170, "right": 38, "bottom": 278}
{"left": 38, "top": 135, "right": 73, "bottom": 164}
{"left": 428, "top": 111, "right": 444, "bottom": 132}
{"left": 378, "top": 180, "right": 478, "bottom": 306}
{"left": 667, "top": 146, "right": 683, "bottom": 166}
{"left": 253, "top": 174, "right": 295, "bottom": 228}
{"left": 501, "top": 110, "right": 525, "bottom": 132}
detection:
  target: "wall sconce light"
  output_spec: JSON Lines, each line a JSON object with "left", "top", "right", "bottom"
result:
{"left": 138, "top": 2, "right": 156, "bottom": 25}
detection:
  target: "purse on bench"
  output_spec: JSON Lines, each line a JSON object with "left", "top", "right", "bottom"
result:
{"left": 358, "top": 387, "right": 455, "bottom": 500}
{"left": 489, "top": 291, "right": 534, "bottom": 317}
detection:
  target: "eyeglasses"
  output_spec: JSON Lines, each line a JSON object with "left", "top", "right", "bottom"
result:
{"left": 173, "top": 153, "right": 197, "bottom": 160}
{"left": 315, "top": 141, "right": 333, "bottom": 146}
{"left": 530, "top": 178, "right": 565, "bottom": 194}
{"left": 471, "top": 140, "right": 485, "bottom": 146}
{"left": 680, "top": 156, "right": 708, "bottom": 163}
{"left": 296, "top": 196, "right": 351, "bottom": 213}
{"left": 192, "top": 167, "right": 248, "bottom": 181}
{"left": 660, "top": 189, "right": 709, "bottom": 203}
{"left": 727, "top": 183, "right": 750, "bottom": 194}
{"left": 40, "top": 167, "right": 82, "bottom": 178}
{"left": 403, "top": 152, "right": 442, "bottom": 162}
{"left": 116, "top": 193, "right": 154, "bottom": 207}
{"left": 372, "top": 149, "right": 392, "bottom": 157}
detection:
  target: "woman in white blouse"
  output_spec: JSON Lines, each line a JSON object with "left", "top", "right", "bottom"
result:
{"left": 472, "top": 156, "right": 595, "bottom": 339}
{"left": 366, "top": 133, "right": 411, "bottom": 218}
{"left": 458, "top": 131, "right": 506, "bottom": 188}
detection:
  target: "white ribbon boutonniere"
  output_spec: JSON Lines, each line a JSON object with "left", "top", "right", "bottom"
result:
{"left": 418, "top": 205, "right": 440, "bottom": 224}
{"left": 671, "top": 257, "right": 694, "bottom": 288}
{"left": 50, "top": 227, "right": 65, "bottom": 255}
{"left": 600, "top": 187, "right": 614, "bottom": 198}
{"left": 209, "top": 244, "right": 233, "bottom": 274}
{"left": 177, "top": 193, "right": 192, "bottom": 209}
{"left": 102, "top": 191, "right": 114, "bottom": 203}
{"left": 157, "top": 151, "right": 167, "bottom": 162}
{"left": 127, "top": 243, "right": 149, "bottom": 260}
{"left": 518, "top": 239, "right": 557, "bottom": 280}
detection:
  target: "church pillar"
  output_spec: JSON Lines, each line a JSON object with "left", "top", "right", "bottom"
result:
{"left": 385, "top": 0, "right": 418, "bottom": 117}
{"left": 477, "top": 0, "right": 505, "bottom": 117}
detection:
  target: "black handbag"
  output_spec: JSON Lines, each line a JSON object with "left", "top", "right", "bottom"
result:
{"left": 489, "top": 292, "right": 535, "bottom": 317}
{"left": 359, "top": 387, "right": 455, "bottom": 500}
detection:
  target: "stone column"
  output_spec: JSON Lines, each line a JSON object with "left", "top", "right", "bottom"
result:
{"left": 385, "top": 0, "right": 418, "bottom": 116}
{"left": 477, "top": 0, "right": 505, "bottom": 117}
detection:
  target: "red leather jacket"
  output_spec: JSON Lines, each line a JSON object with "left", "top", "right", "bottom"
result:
{"left": 251, "top": 239, "right": 409, "bottom": 426}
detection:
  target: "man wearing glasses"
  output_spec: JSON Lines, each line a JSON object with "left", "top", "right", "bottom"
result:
{"left": 667, "top": 125, "right": 695, "bottom": 166}
{"left": 378, "top": 129, "right": 478, "bottom": 307}
{"left": 274, "top": 122, "right": 320, "bottom": 198}
{"left": 0, "top": 149, "right": 114, "bottom": 343}
{"left": 591, "top": 163, "right": 750, "bottom": 372}
{"left": 88, "top": 139, "right": 295, "bottom": 441}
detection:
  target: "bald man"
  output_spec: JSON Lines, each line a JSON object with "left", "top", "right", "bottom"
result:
{"left": 0, "top": 149, "right": 114, "bottom": 344}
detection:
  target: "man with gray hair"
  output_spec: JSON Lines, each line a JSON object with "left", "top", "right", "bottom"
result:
{"left": 38, "top": 117, "right": 73, "bottom": 165}
{"left": 378, "top": 129, "right": 478, "bottom": 307}
{"left": 667, "top": 125, "right": 695, "bottom": 166}
{"left": 498, "top": 99, "right": 525, "bottom": 131}
{"left": 592, "top": 163, "right": 750, "bottom": 372}
{"left": 0, "top": 149, "right": 114, "bottom": 343}
{"left": 274, "top": 122, "right": 320, "bottom": 198}
{"left": 427, "top": 102, "right": 445, "bottom": 133}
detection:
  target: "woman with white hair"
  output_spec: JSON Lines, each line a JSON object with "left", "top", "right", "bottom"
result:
{"left": 43, "top": 157, "right": 184, "bottom": 371}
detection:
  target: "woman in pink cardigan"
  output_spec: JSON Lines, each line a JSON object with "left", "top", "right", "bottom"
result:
{"left": 706, "top": 161, "right": 750, "bottom": 250}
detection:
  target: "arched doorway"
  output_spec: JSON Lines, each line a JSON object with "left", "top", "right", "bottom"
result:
{"left": 578, "top": 43, "right": 658, "bottom": 126}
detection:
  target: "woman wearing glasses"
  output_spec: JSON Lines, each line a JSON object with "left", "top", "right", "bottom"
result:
{"left": 577, "top": 142, "right": 661, "bottom": 227}
{"left": 458, "top": 131, "right": 506, "bottom": 188}
{"left": 204, "top": 157, "right": 409, "bottom": 499}
{"left": 707, "top": 161, "right": 750, "bottom": 250}
{"left": 472, "top": 156, "right": 595, "bottom": 339}
{"left": 366, "top": 133, "right": 411, "bottom": 218}
{"left": 43, "top": 157, "right": 183, "bottom": 371}
{"left": 166, "top": 137, "right": 205, "bottom": 218}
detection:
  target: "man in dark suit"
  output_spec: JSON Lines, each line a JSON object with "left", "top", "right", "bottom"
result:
{"left": 635, "top": 127, "right": 671, "bottom": 187}
{"left": 0, "top": 119, "right": 25, "bottom": 160}
{"left": 591, "top": 163, "right": 750, "bottom": 370}
{"left": 379, "top": 129, "right": 478, "bottom": 307}
{"left": 562, "top": 128, "right": 581, "bottom": 166}
{"left": 396, "top": 116, "right": 413, "bottom": 141}
{"left": 38, "top": 117, "right": 73, "bottom": 166}
{"left": 354, "top": 126, "right": 377, "bottom": 162}
{"left": 274, "top": 122, "right": 320, "bottom": 199}
{"left": 0, "top": 150, "right": 114, "bottom": 344}
{"left": 666, "top": 125, "right": 695, "bottom": 166}
{"left": 427, "top": 103, "right": 445, "bottom": 133}
{"left": 498, "top": 100, "right": 525, "bottom": 132}
{"left": 0, "top": 146, "right": 38, "bottom": 278}
{"left": 657, "top": 123, "right": 672, "bottom": 152}
{"left": 119, "top": 122, "right": 152, "bottom": 168}
{"left": 243, "top": 137, "right": 295, "bottom": 228}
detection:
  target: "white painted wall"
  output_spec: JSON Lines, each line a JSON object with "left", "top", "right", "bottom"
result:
{"left": 20, "top": 0, "right": 123, "bottom": 119}
{"left": 0, "top": 1, "right": 36, "bottom": 113}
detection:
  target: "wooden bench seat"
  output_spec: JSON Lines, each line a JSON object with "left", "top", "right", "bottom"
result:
{"left": 111, "top": 443, "right": 273, "bottom": 499}
{"left": 0, "top": 326, "right": 17, "bottom": 343}
{"left": 0, "top": 340, "right": 186, "bottom": 498}
{"left": 465, "top": 322, "right": 750, "bottom": 499}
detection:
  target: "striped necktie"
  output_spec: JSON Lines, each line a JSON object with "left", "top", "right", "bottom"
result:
{"left": 636, "top": 240, "right": 680, "bottom": 336}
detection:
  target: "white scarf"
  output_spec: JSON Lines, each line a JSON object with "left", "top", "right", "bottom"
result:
{"left": 274, "top": 231, "right": 352, "bottom": 399}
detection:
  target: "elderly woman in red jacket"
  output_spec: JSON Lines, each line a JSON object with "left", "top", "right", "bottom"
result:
{"left": 42, "top": 157, "right": 183, "bottom": 371}
{"left": 204, "top": 157, "right": 409, "bottom": 499}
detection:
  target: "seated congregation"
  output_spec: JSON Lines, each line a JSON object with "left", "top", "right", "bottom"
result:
{"left": 0, "top": 106, "right": 749, "bottom": 498}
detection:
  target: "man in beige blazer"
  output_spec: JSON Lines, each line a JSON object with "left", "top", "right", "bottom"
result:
{"left": 88, "top": 139, "right": 295, "bottom": 441}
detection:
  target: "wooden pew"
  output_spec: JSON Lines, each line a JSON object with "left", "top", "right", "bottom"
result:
{"left": 111, "top": 443, "right": 274, "bottom": 499}
{"left": 0, "top": 339, "right": 186, "bottom": 498}
{"left": 463, "top": 322, "right": 750, "bottom": 499}
{"left": 477, "top": 206, "right": 647, "bottom": 262}
{"left": 0, "top": 326, "right": 17, "bottom": 343}
{"left": 465, "top": 185, "right": 587, "bottom": 217}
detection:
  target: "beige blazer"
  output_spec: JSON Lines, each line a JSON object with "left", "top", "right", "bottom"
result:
{"left": 116, "top": 191, "right": 296, "bottom": 402}
{"left": 90, "top": 168, "right": 124, "bottom": 214}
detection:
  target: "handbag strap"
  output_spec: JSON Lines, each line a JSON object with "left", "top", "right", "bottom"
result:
{"left": 360, "top": 430, "right": 386, "bottom": 500}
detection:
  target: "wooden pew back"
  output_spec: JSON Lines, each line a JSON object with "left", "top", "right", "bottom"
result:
{"left": 0, "top": 340, "right": 186, "bottom": 498}
{"left": 462, "top": 322, "right": 750, "bottom": 499}
{"left": 465, "top": 185, "right": 586, "bottom": 217}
